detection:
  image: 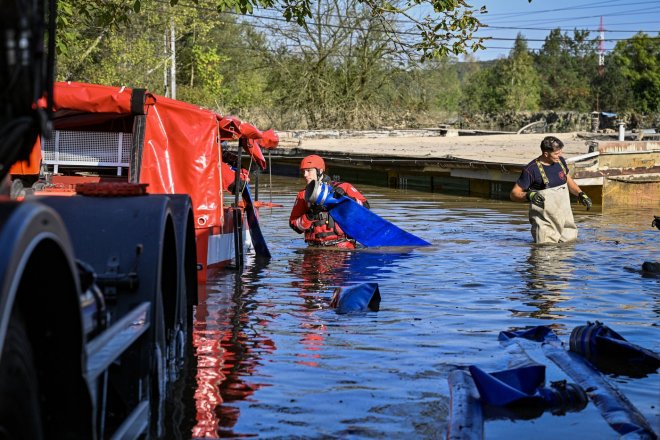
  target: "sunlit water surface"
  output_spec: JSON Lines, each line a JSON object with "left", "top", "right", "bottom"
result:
{"left": 189, "top": 176, "right": 659, "bottom": 439}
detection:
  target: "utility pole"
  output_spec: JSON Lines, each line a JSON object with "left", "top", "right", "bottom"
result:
{"left": 598, "top": 16, "right": 605, "bottom": 77}
{"left": 170, "top": 20, "right": 176, "bottom": 100}
{"left": 163, "top": 29, "right": 169, "bottom": 97}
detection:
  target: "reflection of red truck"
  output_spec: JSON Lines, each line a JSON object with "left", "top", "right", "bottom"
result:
{"left": 1, "top": 80, "right": 274, "bottom": 438}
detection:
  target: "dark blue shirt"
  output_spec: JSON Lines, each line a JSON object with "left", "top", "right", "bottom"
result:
{"left": 516, "top": 156, "right": 570, "bottom": 191}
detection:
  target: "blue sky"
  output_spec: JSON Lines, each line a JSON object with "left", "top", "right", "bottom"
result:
{"left": 469, "top": 0, "right": 660, "bottom": 60}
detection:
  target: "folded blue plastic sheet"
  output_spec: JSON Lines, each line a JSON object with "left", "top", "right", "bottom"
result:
{"left": 468, "top": 364, "right": 546, "bottom": 406}
{"left": 330, "top": 282, "right": 381, "bottom": 314}
{"left": 306, "top": 181, "right": 431, "bottom": 248}
{"left": 242, "top": 183, "right": 271, "bottom": 260}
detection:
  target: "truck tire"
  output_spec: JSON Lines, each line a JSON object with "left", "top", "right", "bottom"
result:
{"left": 0, "top": 309, "right": 44, "bottom": 440}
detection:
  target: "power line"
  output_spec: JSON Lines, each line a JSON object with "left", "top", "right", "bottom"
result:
{"left": 481, "top": 0, "right": 660, "bottom": 19}
{"left": 485, "top": 25, "right": 660, "bottom": 33}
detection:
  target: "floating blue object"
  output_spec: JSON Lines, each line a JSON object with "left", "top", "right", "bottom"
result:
{"left": 570, "top": 321, "right": 660, "bottom": 374}
{"left": 242, "top": 185, "right": 271, "bottom": 260}
{"left": 468, "top": 364, "right": 588, "bottom": 413}
{"left": 305, "top": 181, "right": 430, "bottom": 247}
{"left": 468, "top": 364, "right": 546, "bottom": 406}
{"left": 499, "top": 326, "right": 559, "bottom": 343}
{"left": 330, "top": 282, "right": 381, "bottom": 314}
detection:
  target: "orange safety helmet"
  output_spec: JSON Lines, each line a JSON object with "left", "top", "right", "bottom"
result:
{"left": 300, "top": 154, "right": 325, "bottom": 171}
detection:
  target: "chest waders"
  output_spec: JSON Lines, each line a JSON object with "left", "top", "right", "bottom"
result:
{"left": 529, "top": 160, "right": 577, "bottom": 244}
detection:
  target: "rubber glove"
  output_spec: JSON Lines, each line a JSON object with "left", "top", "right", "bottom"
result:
{"left": 305, "top": 204, "right": 323, "bottom": 221}
{"left": 527, "top": 191, "right": 545, "bottom": 208}
{"left": 578, "top": 192, "right": 592, "bottom": 211}
{"left": 335, "top": 186, "right": 350, "bottom": 199}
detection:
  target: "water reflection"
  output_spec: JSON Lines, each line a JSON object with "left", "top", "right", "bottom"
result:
{"left": 192, "top": 262, "right": 275, "bottom": 438}
{"left": 287, "top": 248, "right": 414, "bottom": 367}
{"left": 185, "top": 178, "right": 659, "bottom": 438}
{"left": 291, "top": 248, "right": 415, "bottom": 303}
{"left": 516, "top": 244, "right": 576, "bottom": 320}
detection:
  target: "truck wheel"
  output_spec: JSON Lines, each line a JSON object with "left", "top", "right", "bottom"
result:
{"left": 0, "top": 309, "right": 44, "bottom": 440}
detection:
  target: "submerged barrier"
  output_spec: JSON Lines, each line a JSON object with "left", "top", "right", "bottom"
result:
{"left": 448, "top": 370, "right": 483, "bottom": 440}
{"left": 569, "top": 321, "right": 660, "bottom": 376}
{"left": 448, "top": 324, "right": 659, "bottom": 440}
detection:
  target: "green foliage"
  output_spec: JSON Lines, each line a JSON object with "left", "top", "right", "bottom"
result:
{"left": 461, "top": 60, "right": 506, "bottom": 113}
{"left": 501, "top": 35, "right": 540, "bottom": 111}
{"left": 535, "top": 28, "right": 598, "bottom": 112}
{"left": 609, "top": 33, "right": 660, "bottom": 114}
{"left": 53, "top": 0, "right": 659, "bottom": 129}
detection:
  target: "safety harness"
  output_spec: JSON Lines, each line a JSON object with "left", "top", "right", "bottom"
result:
{"left": 305, "top": 179, "right": 364, "bottom": 246}
{"left": 535, "top": 159, "right": 568, "bottom": 187}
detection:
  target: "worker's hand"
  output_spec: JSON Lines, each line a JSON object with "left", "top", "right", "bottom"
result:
{"left": 578, "top": 192, "right": 592, "bottom": 211}
{"left": 527, "top": 191, "right": 545, "bottom": 208}
{"left": 227, "top": 179, "right": 246, "bottom": 195}
{"left": 333, "top": 186, "right": 346, "bottom": 198}
{"left": 305, "top": 204, "right": 323, "bottom": 220}
{"left": 652, "top": 215, "right": 660, "bottom": 230}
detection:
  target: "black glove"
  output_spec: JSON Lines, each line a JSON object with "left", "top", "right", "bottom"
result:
{"left": 652, "top": 216, "right": 660, "bottom": 230}
{"left": 333, "top": 186, "right": 346, "bottom": 198}
{"left": 305, "top": 204, "right": 324, "bottom": 220}
{"left": 227, "top": 179, "right": 246, "bottom": 195}
{"left": 527, "top": 191, "right": 545, "bottom": 208}
{"left": 221, "top": 149, "right": 238, "bottom": 167}
{"left": 578, "top": 192, "right": 592, "bottom": 211}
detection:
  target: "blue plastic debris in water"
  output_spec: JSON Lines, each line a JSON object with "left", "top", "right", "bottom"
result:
{"left": 569, "top": 321, "right": 660, "bottom": 375}
{"left": 468, "top": 364, "right": 588, "bottom": 413}
{"left": 330, "top": 282, "right": 381, "bottom": 314}
{"left": 498, "top": 325, "right": 559, "bottom": 343}
{"left": 468, "top": 364, "right": 546, "bottom": 406}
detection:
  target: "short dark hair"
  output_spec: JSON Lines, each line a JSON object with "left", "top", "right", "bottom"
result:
{"left": 540, "top": 136, "right": 564, "bottom": 153}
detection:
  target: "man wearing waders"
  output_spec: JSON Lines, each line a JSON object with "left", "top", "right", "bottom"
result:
{"left": 510, "top": 136, "right": 592, "bottom": 244}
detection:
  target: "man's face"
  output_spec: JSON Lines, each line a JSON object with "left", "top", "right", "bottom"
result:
{"left": 303, "top": 168, "right": 319, "bottom": 184}
{"left": 545, "top": 149, "right": 563, "bottom": 163}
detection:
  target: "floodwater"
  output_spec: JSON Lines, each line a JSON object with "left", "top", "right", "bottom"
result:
{"left": 188, "top": 175, "right": 659, "bottom": 439}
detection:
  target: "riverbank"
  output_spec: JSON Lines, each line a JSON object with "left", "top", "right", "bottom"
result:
{"left": 264, "top": 130, "right": 659, "bottom": 208}
{"left": 274, "top": 131, "right": 590, "bottom": 166}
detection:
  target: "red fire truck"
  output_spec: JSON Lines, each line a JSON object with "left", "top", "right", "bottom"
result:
{"left": 0, "top": 4, "right": 274, "bottom": 438}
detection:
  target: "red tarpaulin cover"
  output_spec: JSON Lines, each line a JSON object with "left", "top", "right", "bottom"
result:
{"left": 52, "top": 82, "right": 268, "bottom": 229}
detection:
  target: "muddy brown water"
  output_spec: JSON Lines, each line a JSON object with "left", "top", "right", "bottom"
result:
{"left": 187, "top": 175, "right": 659, "bottom": 439}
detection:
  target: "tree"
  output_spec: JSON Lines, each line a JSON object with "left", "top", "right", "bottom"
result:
{"left": 258, "top": 0, "right": 403, "bottom": 128}
{"left": 609, "top": 32, "right": 660, "bottom": 114}
{"left": 422, "top": 58, "right": 462, "bottom": 114}
{"left": 460, "top": 59, "right": 506, "bottom": 114}
{"left": 535, "top": 28, "right": 598, "bottom": 112}
{"left": 64, "top": 0, "right": 492, "bottom": 62}
{"left": 501, "top": 34, "right": 540, "bottom": 111}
